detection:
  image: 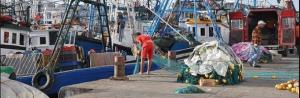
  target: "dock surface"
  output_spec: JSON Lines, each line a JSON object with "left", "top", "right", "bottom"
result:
{"left": 59, "top": 57, "right": 299, "bottom": 98}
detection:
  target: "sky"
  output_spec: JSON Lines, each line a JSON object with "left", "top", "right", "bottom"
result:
{"left": 255, "top": 0, "right": 298, "bottom": 11}
{"left": 4, "top": 0, "right": 299, "bottom": 11}
{"left": 292, "top": 0, "right": 299, "bottom": 11}
{"left": 225, "top": 0, "right": 299, "bottom": 11}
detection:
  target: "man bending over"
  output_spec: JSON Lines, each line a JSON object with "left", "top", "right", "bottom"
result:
{"left": 135, "top": 32, "right": 154, "bottom": 75}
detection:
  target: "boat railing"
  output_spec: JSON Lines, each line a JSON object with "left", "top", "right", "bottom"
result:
{"left": 0, "top": 53, "right": 45, "bottom": 76}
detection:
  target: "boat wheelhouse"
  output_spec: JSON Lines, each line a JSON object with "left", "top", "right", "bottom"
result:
{"left": 0, "top": 23, "right": 30, "bottom": 55}
{"left": 180, "top": 18, "right": 230, "bottom": 44}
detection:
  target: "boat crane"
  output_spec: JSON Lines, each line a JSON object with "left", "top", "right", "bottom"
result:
{"left": 148, "top": 0, "right": 173, "bottom": 36}
{"left": 146, "top": 0, "right": 225, "bottom": 43}
{"left": 203, "top": 0, "right": 223, "bottom": 42}
{"left": 0, "top": 0, "right": 32, "bottom": 27}
{"left": 87, "top": 4, "right": 95, "bottom": 37}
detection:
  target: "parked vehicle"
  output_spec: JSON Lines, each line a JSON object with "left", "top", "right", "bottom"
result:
{"left": 229, "top": 0, "right": 297, "bottom": 56}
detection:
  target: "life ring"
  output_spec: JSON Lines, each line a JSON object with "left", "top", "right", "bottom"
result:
{"left": 32, "top": 70, "right": 54, "bottom": 92}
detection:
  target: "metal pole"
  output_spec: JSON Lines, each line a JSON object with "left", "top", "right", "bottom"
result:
{"left": 193, "top": 0, "right": 198, "bottom": 40}
{"left": 47, "top": 0, "right": 80, "bottom": 72}
{"left": 50, "top": 0, "right": 76, "bottom": 61}
{"left": 143, "top": 5, "right": 191, "bottom": 43}
{"left": 103, "top": 0, "right": 112, "bottom": 51}
{"left": 96, "top": 6, "right": 105, "bottom": 52}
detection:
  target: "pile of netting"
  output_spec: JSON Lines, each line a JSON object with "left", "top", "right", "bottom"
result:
{"left": 231, "top": 42, "right": 272, "bottom": 64}
{"left": 174, "top": 85, "right": 205, "bottom": 94}
{"left": 177, "top": 41, "right": 244, "bottom": 85}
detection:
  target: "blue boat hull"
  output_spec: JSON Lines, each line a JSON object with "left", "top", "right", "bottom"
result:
{"left": 171, "top": 40, "right": 190, "bottom": 51}
{"left": 75, "top": 37, "right": 103, "bottom": 55}
{"left": 17, "top": 63, "right": 160, "bottom": 95}
{"left": 15, "top": 35, "right": 187, "bottom": 95}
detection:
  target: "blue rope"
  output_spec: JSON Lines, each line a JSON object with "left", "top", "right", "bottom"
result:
{"left": 133, "top": 44, "right": 141, "bottom": 74}
{"left": 133, "top": 58, "right": 141, "bottom": 74}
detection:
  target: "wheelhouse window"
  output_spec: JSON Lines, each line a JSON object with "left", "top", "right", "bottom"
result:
{"left": 143, "top": 26, "right": 149, "bottom": 33}
{"left": 192, "top": 27, "right": 196, "bottom": 35}
{"left": 20, "top": 34, "right": 24, "bottom": 45}
{"left": 4, "top": 32, "right": 9, "bottom": 43}
{"left": 40, "top": 37, "right": 46, "bottom": 45}
{"left": 29, "top": 38, "right": 32, "bottom": 45}
{"left": 47, "top": 21, "right": 52, "bottom": 24}
{"left": 49, "top": 31, "right": 58, "bottom": 45}
{"left": 231, "top": 20, "right": 243, "bottom": 29}
{"left": 209, "top": 27, "right": 214, "bottom": 37}
{"left": 12, "top": 33, "right": 17, "bottom": 44}
{"left": 200, "top": 28, "right": 205, "bottom": 36}
{"left": 47, "top": 12, "right": 52, "bottom": 19}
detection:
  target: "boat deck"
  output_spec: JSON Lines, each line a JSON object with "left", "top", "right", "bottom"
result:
{"left": 59, "top": 56, "right": 299, "bottom": 98}
{"left": 111, "top": 27, "right": 134, "bottom": 48}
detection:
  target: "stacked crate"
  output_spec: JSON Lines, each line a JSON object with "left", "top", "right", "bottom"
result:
{"left": 59, "top": 46, "right": 80, "bottom": 71}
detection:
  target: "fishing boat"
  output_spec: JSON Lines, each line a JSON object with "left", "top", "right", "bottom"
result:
{"left": 180, "top": 14, "right": 230, "bottom": 44}
{"left": 1, "top": 1, "right": 225, "bottom": 96}
{"left": 0, "top": 22, "right": 30, "bottom": 55}
{"left": 0, "top": 0, "right": 161, "bottom": 96}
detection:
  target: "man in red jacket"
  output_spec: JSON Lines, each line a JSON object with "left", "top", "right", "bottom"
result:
{"left": 135, "top": 32, "right": 154, "bottom": 75}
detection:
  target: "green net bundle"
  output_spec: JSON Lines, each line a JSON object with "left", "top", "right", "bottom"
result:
{"left": 174, "top": 85, "right": 205, "bottom": 94}
{"left": 176, "top": 64, "right": 243, "bottom": 85}
{"left": 177, "top": 41, "right": 244, "bottom": 85}
{"left": 176, "top": 65, "right": 200, "bottom": 85}
{"left": 1, "top": 66, "right": 14, "bottom": 75}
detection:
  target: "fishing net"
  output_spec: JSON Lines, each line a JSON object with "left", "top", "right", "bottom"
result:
{"left": 244, "top": 71, "right": 299, "bottom": 81}
{"left": 174, "top": 85, "right": 205, "bottom": 94}
{"left": 152, "top": 41, "right": 244, "bottom": 85}
{"left": 181, "top": 41, "right": 244, "bottom": 85}
{"left": 176, "top": 65, "right": 200, "bottom": 85}
{"left": 184, "top": 41, "right": 243, "bottom": 75}
{"left": 259, "top": 51, "right": 272, "bottom": 63}
{"left": 231, "top": 42, "right": 272, "bottom": 64}
{"left": 133, "top": 45, "right": 190, "bottom": 75}
{"left": 132, "top": 30, "right": 244, "bottom": 85}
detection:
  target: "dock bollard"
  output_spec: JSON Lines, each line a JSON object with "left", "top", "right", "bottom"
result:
{"left": 167, "top": 51, "right": 176, "bottom": 67}
{"left": 110, "top": 56, "right": 129, "bottom": 80}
